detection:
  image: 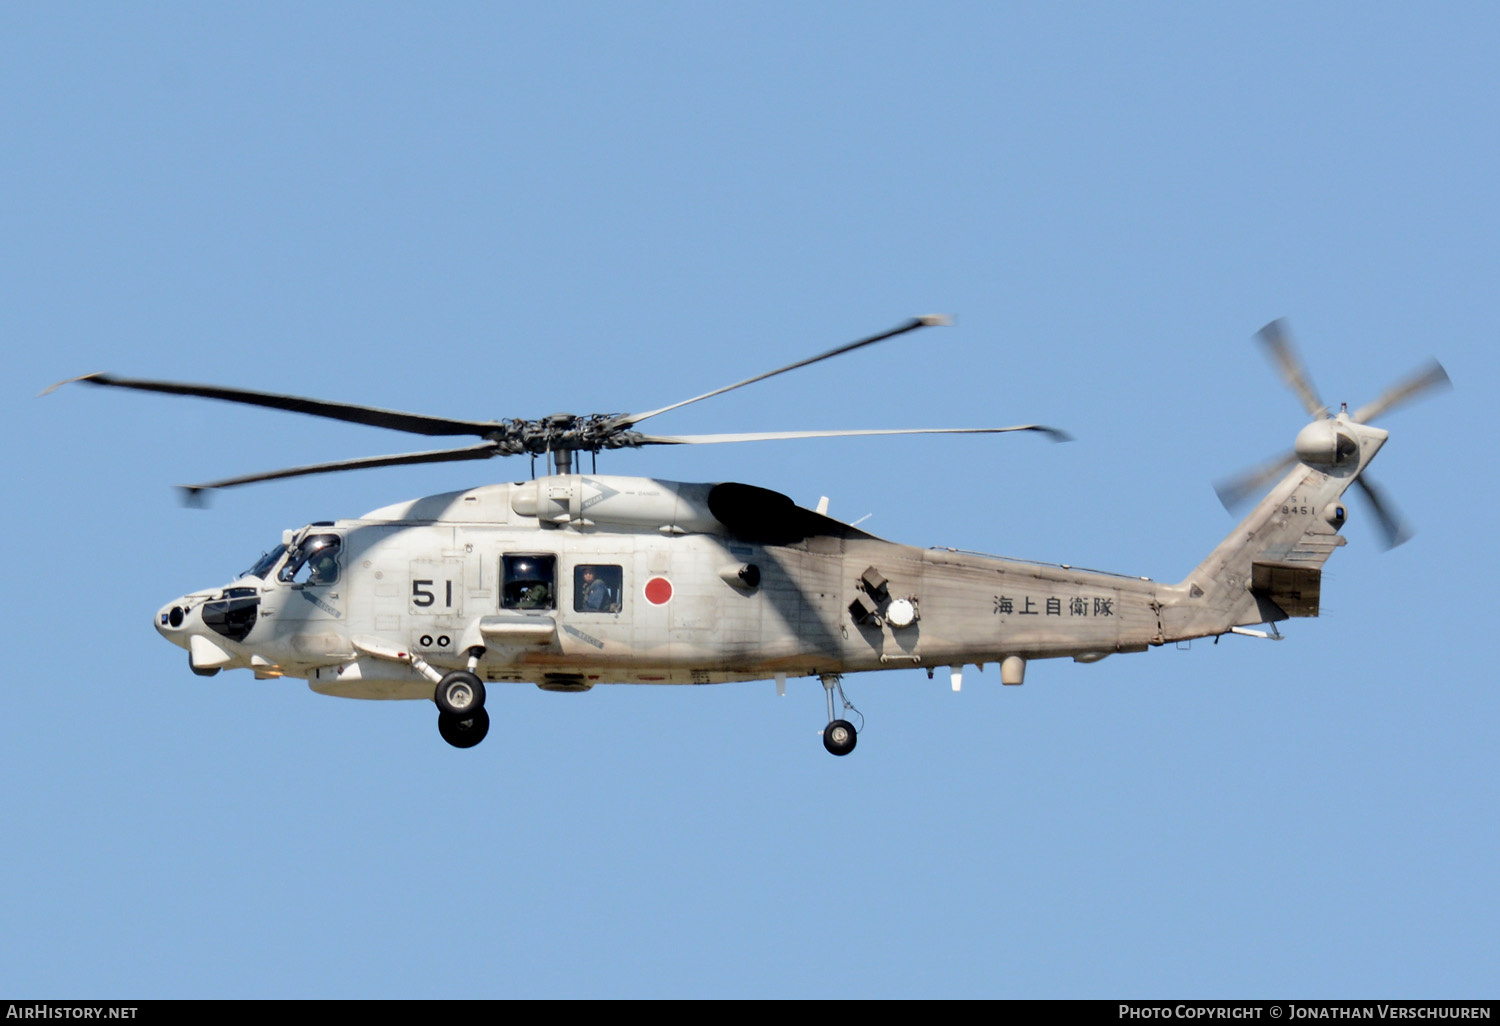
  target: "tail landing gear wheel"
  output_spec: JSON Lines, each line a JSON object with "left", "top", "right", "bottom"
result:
{"left": 435, "top": 670, "right": 485, "bottom": 717}
{"left": 438, "top": 708, "right": 490, "bottom": 749}
{"left": 823, "top": 719, "right": 857, "bottom": 756}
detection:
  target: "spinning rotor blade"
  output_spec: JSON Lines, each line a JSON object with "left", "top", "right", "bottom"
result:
{"left": 48, "top": 373, "right": 500, "bottom": 437}
{"left": 618, "top": 315, "right": 951, "bottom": 428}
{"left": 50, "top": 315, "right": 1078, "bottom": 498}
{"left": 1351, "top": 359, "right": 1451, "bottom": 424}
{"left": 1214, "top": 450, "right": 1298, "bottom": 510}
{"left": 1353, "top": 476, "right": 1413, "bottom": 549}
{"left": 635, "top": 425, "right": 1070, "bottom": 445}
{"left": 177, "top": 441, "right": 501, "bottom": 499}
{"left": 1256, "top": 319, "right": 1326, "bottom": 419}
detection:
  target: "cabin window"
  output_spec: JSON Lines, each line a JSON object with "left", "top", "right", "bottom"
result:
{"left": 502, "top": 554, "right": 556, "bottom": 610}
{"left": 574, "top": 564, "right": 623, "bottom": 613}
{"left": 278, "top": 534, "right": 341, "bottom": 586}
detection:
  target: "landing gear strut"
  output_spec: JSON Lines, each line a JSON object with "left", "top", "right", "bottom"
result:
{"left": 820, "top": 674, "right": 858, "bottom": 756}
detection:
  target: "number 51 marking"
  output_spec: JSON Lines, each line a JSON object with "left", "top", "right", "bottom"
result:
{"left": 412, "top": 579, "right": 454, "bottom": 608}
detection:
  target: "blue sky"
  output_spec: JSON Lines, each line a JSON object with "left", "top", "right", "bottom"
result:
{"left": 3, "top": 3, "right": 1496, "bottom": 998}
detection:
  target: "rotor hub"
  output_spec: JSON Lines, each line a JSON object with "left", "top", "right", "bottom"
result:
{"left": 1294, "top": 419, "right": 1360, "bottom": 467}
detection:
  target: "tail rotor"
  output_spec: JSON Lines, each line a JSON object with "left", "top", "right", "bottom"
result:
{"left": 1215, "top": 320, "right": 1450, "bottom": 549}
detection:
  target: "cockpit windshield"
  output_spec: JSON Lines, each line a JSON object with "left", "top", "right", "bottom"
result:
{"left": 241, "top": 544, "right": 288, "bottom": 581}
{"left": 278, "top": 534, "right": 342, "bottom": 586}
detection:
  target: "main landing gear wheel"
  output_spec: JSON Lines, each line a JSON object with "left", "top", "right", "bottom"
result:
{"left": 818, "top": 674, "right": 861, "bottom": 756}
{"left": 823, "top": 719, "right": 857, "bottom": 756}
{"left": 438, "top": 708, "right": 490, "bottom": 749}
{"left": 434, "top": 670, "right": 486, "bottom": 717}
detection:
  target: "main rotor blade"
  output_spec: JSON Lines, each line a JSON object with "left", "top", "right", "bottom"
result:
{"left": 1354, "top": 475, "right": 1413, "bottom": 549}
{"left": 617, "top": 315, "right": 951, "bottom": 428}
{"left": 177, "top": 441, "right": 501, "bottom": 499}
{"left": 634, "top": 425, "right": 1070, "bottom": 445}
{"left": 48, "top": 373, "right": 501, "bottom": 437}
{"left": 1214, "top": 450, "right": 1299, "bottom": 510}
{"left": 1256, "top": 319, "right": 1327, "bottom": 419}
{"left": 1350, "top": 359, "right": 1451, "bottom": 424}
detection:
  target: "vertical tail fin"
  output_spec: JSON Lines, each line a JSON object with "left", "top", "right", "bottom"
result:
{"left": 1157, "top": 417, "right": 1388, "bottom": 641}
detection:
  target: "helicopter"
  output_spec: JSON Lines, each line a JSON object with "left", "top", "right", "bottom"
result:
{"left": 46, "top": 317, "right": 1449, "bottom": 753}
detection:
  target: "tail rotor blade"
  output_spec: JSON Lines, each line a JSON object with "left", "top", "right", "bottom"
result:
{"left": 1354, "top": 475, "right": 1413, "bottom": 549}
{"left": 1351, "top": 359, "right": 1452, "bottom": 424}
{"left": 1256, "top": 319, "right": 1327, "bottom": 419}
{"left": 1214, "top": 450, "right": 1298, "bottom": 511}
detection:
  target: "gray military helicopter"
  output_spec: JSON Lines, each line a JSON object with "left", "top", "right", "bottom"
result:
{"left": 48, "top": 317, "right": 1448, "bottom": 753}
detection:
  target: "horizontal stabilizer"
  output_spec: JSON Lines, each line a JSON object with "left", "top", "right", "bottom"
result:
{"left": 1251, "top": 562, "right": 1321, "bottom": 619}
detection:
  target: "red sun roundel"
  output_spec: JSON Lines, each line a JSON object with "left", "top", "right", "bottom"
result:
{"left": 644, "top": 577, "right": 673, "bottom": 605}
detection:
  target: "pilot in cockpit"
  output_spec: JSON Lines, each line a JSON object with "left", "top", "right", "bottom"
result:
{"left": 279, "top": 534, "right": 342, "bottom": 586}
{"left": 309, "top": 553, "right": 339, "bottom": 586}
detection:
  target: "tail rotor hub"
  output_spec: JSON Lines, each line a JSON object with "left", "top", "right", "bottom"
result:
{"left": 1293, "top": 418, "right": 1360, "bottom": 467}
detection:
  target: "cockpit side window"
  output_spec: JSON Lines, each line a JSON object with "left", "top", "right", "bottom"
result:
{"left": 278, "top": 534, "right": 342, "bottom": 586}
{"left": 242, "top": 544, "right": 288, "bottom": 581}
{"left": 502, "top": 554, "right": 556, "bottom": 610}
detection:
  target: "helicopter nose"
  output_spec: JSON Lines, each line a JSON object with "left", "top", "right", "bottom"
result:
{"left": 155, "top": 599, "right": 192, "bottom": 646}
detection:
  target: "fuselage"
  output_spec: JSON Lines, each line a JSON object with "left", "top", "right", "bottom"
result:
{"left": 155, "top": 474, "right": 1167, "bottom": 699}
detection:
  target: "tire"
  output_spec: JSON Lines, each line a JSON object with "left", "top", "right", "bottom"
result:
{"left": 438, "top": 708, "right": 490, "bottom": 749}
{"left": 434, "top": 670, "right": 486, "bottom": 717}
{"left": 823, "top": 719, "right": 857, "bottom": 756}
